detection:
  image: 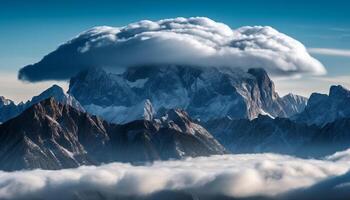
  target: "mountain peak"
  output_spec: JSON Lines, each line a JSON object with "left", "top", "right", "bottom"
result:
{"left": 48, "top": 84, "right": 63, "bottom": 91}
{"left": 329, "top": 85, "right": 350, "bottom": 98}
{"left": 31, "top": 84, "right": 84, "bottom": 112}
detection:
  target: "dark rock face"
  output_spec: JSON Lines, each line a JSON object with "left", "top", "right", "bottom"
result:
{"left": 0, "top": 98, "right": 226, "bottom": 171}
{"left": 293, "top": 85, "right": 350, "bottom": 126}
{"left": 68, "top": 66, "right": 307, "bottom": 124}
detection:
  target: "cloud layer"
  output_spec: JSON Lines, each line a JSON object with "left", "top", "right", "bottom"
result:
{"left": 18, "top": 17, "right": 326, "bottom": 82}
{"left": 308, "top": 48, "right": 350, "bottom": 57}
{"left": 1, "top": 151, "right": 350, "bottom": 200}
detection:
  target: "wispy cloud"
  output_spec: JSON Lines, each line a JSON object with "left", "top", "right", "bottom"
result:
{"left": 329, "top": 27, "right": 350, "bottom": 32}
{"left": 308, "top": 48, "right": 350, "bottom": 57}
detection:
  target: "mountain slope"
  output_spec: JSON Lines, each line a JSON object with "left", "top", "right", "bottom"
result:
{"left": 68, "top": 66, "right": 307, "bottom": 124}
{"left": 293, "top": 85, "right": 350, "bottom": 126}
{"left": 0, "top": 98, "right": 226, "bottom": 171}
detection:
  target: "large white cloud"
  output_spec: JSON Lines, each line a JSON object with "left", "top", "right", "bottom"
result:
{"left": 1, "top": 151, "right": 350, "bottom": 200}
{"left": 18, "top": 17, "right": 326, "bottom": 82}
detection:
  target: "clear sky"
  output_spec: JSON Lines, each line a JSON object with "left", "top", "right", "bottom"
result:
{"left": 1, "top": 0, "right": 350, "bottom": 102}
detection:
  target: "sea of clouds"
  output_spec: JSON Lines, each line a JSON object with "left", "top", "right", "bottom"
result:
{"left": 18, "top": 17, "right": 326, "bottom": 82}
{"left": 1, "top": 151, "right": 350, "bottom": 200}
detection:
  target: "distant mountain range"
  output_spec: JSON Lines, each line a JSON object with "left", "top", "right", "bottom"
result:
{"left": 1, "top": 65, "right": 350, "bottom": 171}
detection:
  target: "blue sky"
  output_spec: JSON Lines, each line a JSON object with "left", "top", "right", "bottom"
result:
{"left": 1, "top": 0, "right": 350, "bottom": 102}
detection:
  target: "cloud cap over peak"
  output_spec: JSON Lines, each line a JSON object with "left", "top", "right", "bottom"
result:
{"left": 18, "top": 17, "right": 326, "bottom": 82}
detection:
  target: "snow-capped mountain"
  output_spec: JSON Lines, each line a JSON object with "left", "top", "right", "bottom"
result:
{"left": 0, "top": 98, "right": 226, "bottom": 171}
{"left": 68, "top": 65, "right": 307, "bottom": 124}
{"left": 293, "top": 85, "right": 350, "bottom": 126}
{"left": 0, "top": 84, "right": 83, "bottom": 123}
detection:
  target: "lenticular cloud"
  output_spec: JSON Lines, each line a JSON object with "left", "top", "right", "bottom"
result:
{"left": 1, "top": 152, "right": 350, "bottom": 200}
{"left": 18, "top": 17, "right": 326, "bottom": 82}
